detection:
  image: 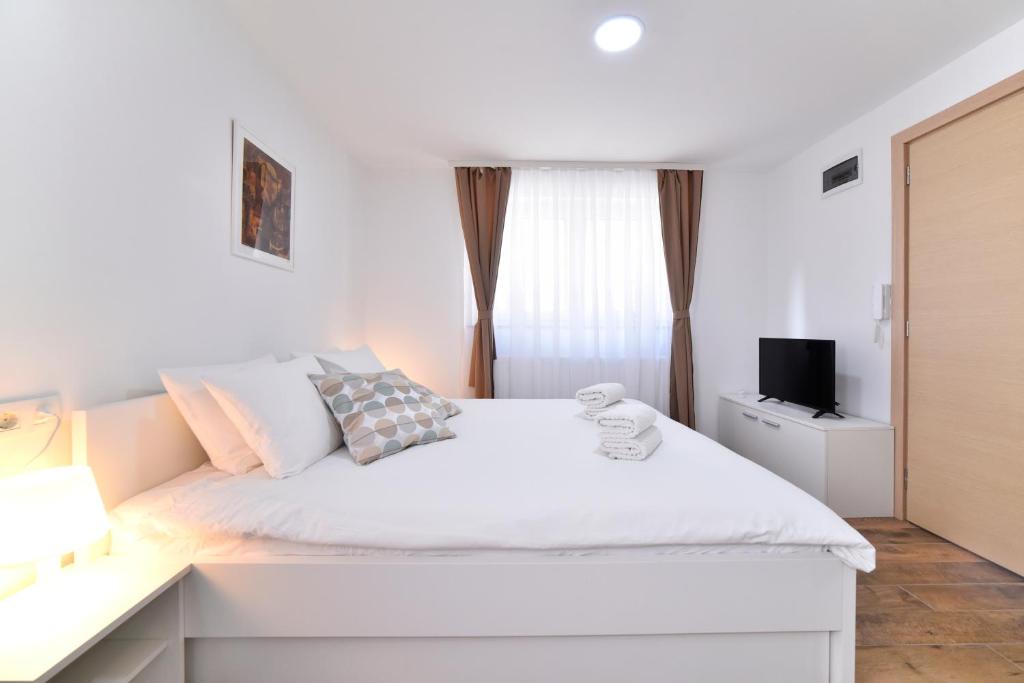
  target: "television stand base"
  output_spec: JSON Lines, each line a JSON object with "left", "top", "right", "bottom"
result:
{"left": 759, "top": 396, "right": 841, "bottom": 418}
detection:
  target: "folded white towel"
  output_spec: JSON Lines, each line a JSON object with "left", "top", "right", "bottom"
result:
{"left": 579, "top": 401, "right": 623, "bottom": 421}
{"left": 598, "top": 425, "right": 663, "bottom": 461}
{"left": 597, "top": 403, "right": 657, "bottom": 438}
{"left": 575, "top": 382, "right": 626, "bottom": 408}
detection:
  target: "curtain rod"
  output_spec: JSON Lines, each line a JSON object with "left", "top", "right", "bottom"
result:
{"left": 447, "top": 160, "right": 701, "bottom": 170}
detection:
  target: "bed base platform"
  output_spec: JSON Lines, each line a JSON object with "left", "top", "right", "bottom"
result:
{"left": 74, "top": 392, "right": 858, "bottom": 682}
{"left": 182, "top": 554, "right": 856, "bottom": 683}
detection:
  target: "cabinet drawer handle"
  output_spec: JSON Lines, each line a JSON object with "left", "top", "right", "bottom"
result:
{"left": 761, "top": 419, "right": 781, "bottom": 429}
{"left": 741, "top": 411, "right": 758, "bottom": 420}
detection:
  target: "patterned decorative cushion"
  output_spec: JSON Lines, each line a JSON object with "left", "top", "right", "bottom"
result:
{"left": 308, "top": 364, "right": 457, "bottom": 465}
{"left": 404, "top": 376, "right": 462, "bottom": 420}
{"left": 315, "top": 358, "right": 462, "bottom": 420}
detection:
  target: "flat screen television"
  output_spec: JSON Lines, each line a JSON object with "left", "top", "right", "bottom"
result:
{"left": 758, "top": 338, "right": 840, "bottom": 418}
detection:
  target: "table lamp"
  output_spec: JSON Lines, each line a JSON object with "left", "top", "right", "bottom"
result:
{"left": 0, "top": 466, "right": 109, "bottom": 580}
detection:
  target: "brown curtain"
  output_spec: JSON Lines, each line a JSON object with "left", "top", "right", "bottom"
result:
{"left": 455, "top": 167, "right": 512, "bottom": 398}
{"left": 657, "top": 170, "right": 704, "bottom": 427}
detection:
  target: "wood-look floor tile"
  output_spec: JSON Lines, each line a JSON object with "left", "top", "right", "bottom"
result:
{"left": 857, "top": 610, "right": 1024, "bottom": 646}
{"left": 907, "top": 584, "right": 1024, "bottom": 612}
{"left": 847, "top": 517, "right": 918, "bottom": 532}
{"left": 854, "top": 520, "right": 1024, "bottom": 677}
{"left": 856, "top": 645, "right": 1024, "bottom": 681}
{"left": 858, "top": 586, "right": 931, "bottom": 613}
{"left": 875, "top": 543, "right": 985, "bottom": 564}
{"left": 861, "top": 561, "right": 1024, "bottom": 586}
{"left": 860, "top": 528, "right": 945, "bottom": 545}
{"left": 991, "top": 642, "right": 1024, "bottom": 666}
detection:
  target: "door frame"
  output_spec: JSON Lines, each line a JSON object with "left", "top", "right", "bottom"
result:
{"left": 890, "top": 69, "right": 1024, "bottom": 519}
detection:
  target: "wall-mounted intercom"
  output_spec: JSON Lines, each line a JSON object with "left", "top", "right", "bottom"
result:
{"left": 872, "top": 283, "right": 891, "bottom": 345}
{"left": 873, "top": 283, "right": 892, "bottom": 321}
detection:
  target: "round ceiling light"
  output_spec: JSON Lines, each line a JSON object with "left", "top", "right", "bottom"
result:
{"left": 593, "top": 15, "right": 644, "bottom": 53}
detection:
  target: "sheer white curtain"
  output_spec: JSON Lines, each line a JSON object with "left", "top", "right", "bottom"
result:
{"left": 468, "top": 167, "right": 671, "bottom": 412}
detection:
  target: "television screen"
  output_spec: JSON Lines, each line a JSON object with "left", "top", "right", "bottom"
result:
{"left": 758, "top": 338, "right": 836, "bottom": 417}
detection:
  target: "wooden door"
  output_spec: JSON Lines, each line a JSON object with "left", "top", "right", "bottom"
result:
{"left": 905, "top": 87, "right": 1024, "bottom": 575}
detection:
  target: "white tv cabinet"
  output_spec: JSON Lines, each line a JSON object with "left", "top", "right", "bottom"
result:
{"left": 718, "top": 393, "right": 894, "bottom": 517}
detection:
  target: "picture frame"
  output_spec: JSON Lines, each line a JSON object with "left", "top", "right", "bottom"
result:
{"left": 231, "top": 121, "right": 296, "bottom": 271}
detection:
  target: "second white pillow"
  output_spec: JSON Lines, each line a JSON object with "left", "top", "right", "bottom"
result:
{"left": 159, "top": 354, "right": 276, "bottom": 475}
{"left": 289, "top": 345, "right": 386, "bottom": 373}
{"left": 203, "top": 356, "right": 342, "bottom": 478}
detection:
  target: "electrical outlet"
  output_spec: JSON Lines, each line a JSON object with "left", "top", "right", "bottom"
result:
{"left": 0, "top": 393, "right": 62, "bottom": 469}
{"left": 0, "top": 396, "right": 57, "bottom": 421}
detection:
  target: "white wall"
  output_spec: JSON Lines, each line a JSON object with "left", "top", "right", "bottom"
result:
{"left": 760, "top": 16, "right": 1024, "bottom": 423}
{"left": 690, "top": 171, "right": 773, "bottom": 436}
{"left": 359, "top": 167, "right": 468, "bottom": 399}
{"left": 0, "top": 0, "right": 363, "bottom": 468}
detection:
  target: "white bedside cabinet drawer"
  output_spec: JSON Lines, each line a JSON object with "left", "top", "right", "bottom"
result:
{"left": 752, "top": 414, "right": 827, "bottom": 502}
{"left": 717, "top": 400, "right": 762, "bottom": 461}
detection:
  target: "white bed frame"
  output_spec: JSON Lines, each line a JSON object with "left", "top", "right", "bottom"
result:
{"left": 73, "top": 393, "right": 858, "bottom": 683}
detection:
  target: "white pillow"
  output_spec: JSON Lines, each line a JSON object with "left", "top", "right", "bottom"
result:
{"left": 159, "top": 354, "right": 276, "bottom": 474}
{"left": 289, "top": 345, "right": 386, "bottom": 373}
{"left": 288, "top": 346, "right": 340, "bottom": 359}
{"left": 202, "top": 356, "right": 342, "bottom": 478}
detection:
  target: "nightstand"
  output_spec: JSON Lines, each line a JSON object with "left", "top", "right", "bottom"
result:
{"left": 0, "top": 554, "right": 191, "bottom": 683}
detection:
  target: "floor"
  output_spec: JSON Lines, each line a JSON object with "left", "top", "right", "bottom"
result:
{"left": 848, "top": 517, "right": 1024, "bottom": 681}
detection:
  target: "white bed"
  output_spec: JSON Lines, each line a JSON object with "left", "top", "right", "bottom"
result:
{"left": 74, "top": 394, "right": 871, "bottom": 683}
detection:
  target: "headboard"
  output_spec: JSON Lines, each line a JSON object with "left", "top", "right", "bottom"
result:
{"left": 72, "top": 393, "right": 207, "bottom": 509}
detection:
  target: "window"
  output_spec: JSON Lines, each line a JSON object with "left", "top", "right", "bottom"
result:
{"left": 467, "top": 168, "right": 672, "bottom": 411}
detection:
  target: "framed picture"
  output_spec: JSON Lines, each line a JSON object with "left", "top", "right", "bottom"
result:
{"left": 231, "top": 121, "right": 295, "bottom": 270}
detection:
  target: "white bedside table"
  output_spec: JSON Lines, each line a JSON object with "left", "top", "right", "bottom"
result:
{"left": 0, "top": 554, "right": 191, "bottom": 683}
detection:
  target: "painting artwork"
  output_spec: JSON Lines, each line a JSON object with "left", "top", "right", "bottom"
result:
{"left": 231, "top": 122, "right": 295, "bottom": 270}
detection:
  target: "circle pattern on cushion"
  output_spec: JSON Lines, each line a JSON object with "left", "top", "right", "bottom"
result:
{"left": 309, "top": 361, "right": 458, "bottom": 465}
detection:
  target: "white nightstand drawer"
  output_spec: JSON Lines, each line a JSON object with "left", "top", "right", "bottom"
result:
{"left": 750, "top": 411, "right": 828, "bottom": 502}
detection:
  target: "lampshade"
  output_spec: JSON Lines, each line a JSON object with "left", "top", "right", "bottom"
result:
{"left": 0, "top": 466, "right": 109, "bottom": 565}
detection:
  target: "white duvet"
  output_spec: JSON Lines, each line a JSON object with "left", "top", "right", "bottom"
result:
{"left": 112, "top": 399, "right": 874, "bottom": 571}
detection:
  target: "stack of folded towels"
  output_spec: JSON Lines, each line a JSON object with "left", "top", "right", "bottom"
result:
{"left": 575, "top": 383, "right": 663, "bottom": 461}
{"left": 574, "top": 382, "right": 626, "bottom": 420}
{"left": 596, "top": 402, "right": 662, "bottom": 461}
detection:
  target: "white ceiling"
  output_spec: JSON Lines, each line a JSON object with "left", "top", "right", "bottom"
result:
{"left": 221, "top": 0, "right": 1024, "bottom": 168}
